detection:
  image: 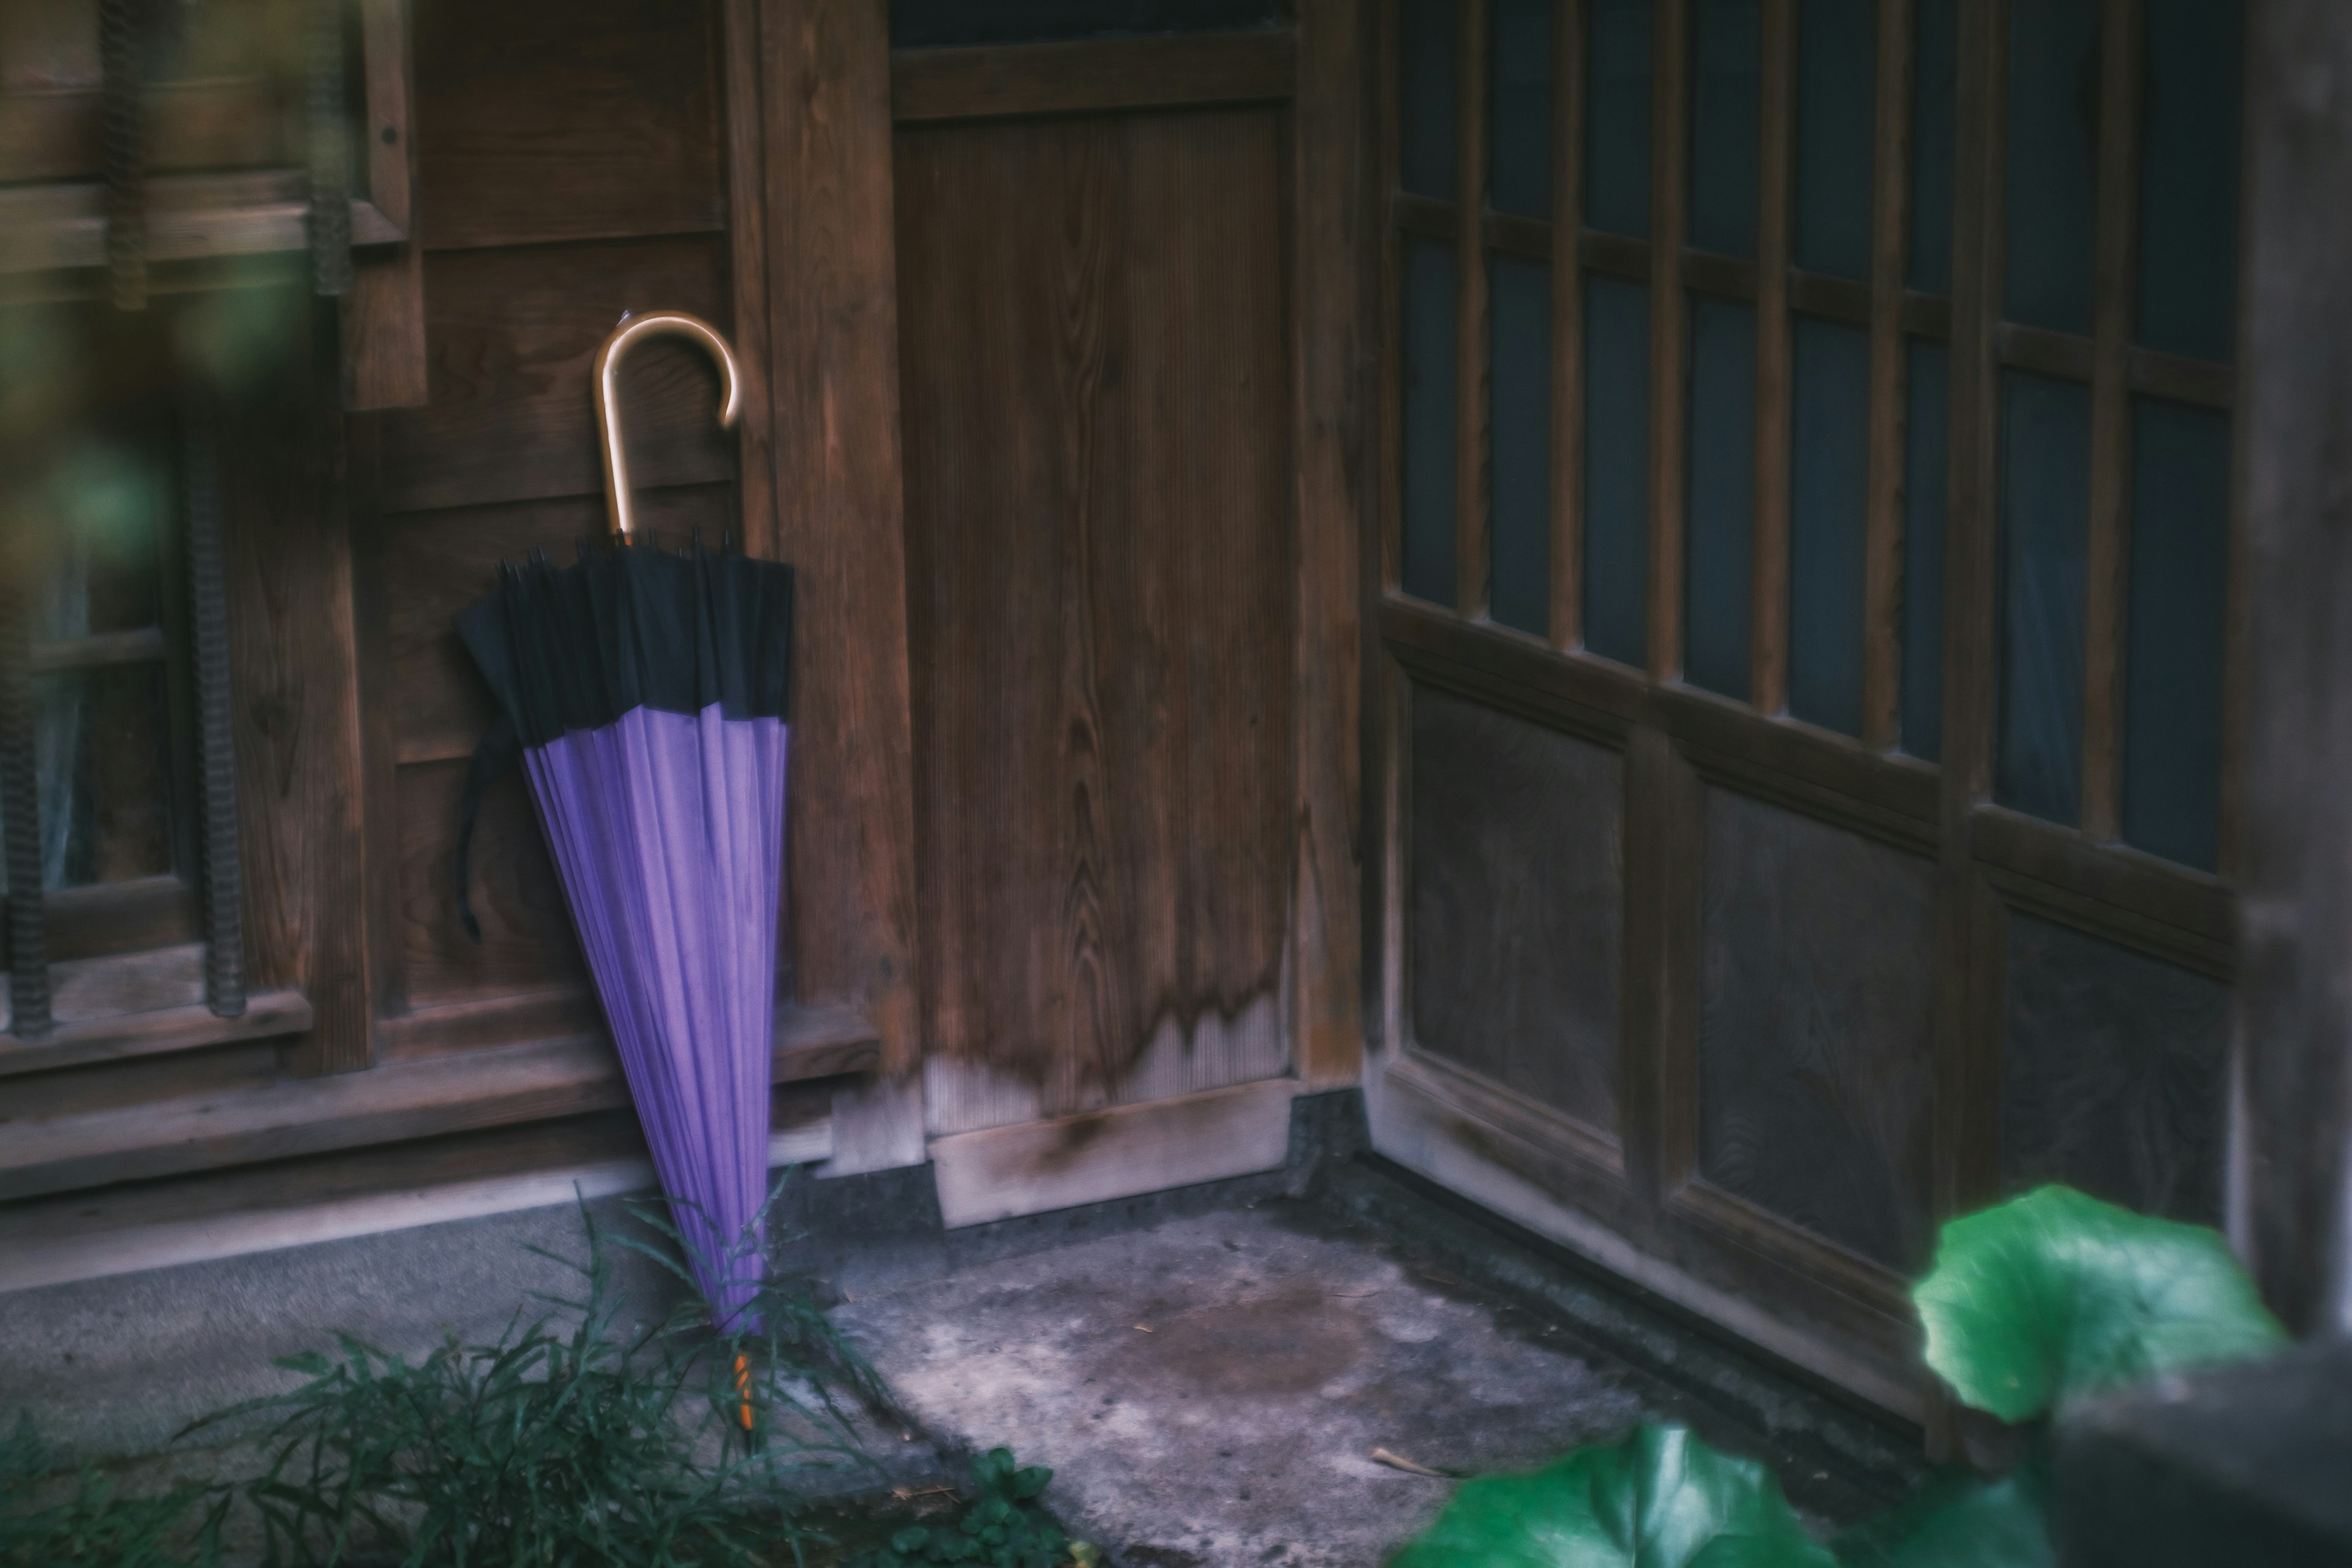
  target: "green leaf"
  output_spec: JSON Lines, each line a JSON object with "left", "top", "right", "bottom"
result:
{"left": 1833, "top": 1468, "right": 2051, "bottom": 1568}
{"left": 1912, "top": 1186, "right": 2286, "bottom": 1422}
{"left": 1388, "top": 1425, "right": 1834, "bottom": 1568}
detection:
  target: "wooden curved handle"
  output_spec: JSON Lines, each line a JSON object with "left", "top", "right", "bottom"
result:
{"left": 592, "top": 310, "right": 742, "bottom": 538}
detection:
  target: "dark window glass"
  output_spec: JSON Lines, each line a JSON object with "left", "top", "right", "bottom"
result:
{"left": 1909, "top": 0, "right": 1958, "bottom": 295}
{"left": 1686, "top": 296, "right": 1756, "bottom": 699}
{"left": 29, "top": 663, "right": 174, "bottom": 891}
{"left": 1901, "top": 338, "right": 1950, "bottom": 760}
{"left": 1996, "top": 371, "right": 2091, "bottom": 824}
{"left": 1491, "top": 0, "right": 1553, "bottom": 217}
{"left": 1402, "top": 0, "right": 1460, "bottom": 200}
{"left": 1490, "top": 254, "right": 1552, "bottom": 636}
{"left": 1583, "top": 276, "right": 1651, "bottom": 665}
{"left": 2122, "top": 399, "right": 2231, "bottom": 870}
{"left": 891, "top": 0, "right": 1280, "bottom": 47}
{"left": 1794, "top": 0, "right": 1875, "bottom": 281}
{"left": 1586, "top": 0, "right": 1654, "bottom": 236}
{"left": 1789, "top": 317, "right": 1870, "bottom": 735}
{"left": 1689, "top": 0, "right": 1761, "bottom": 258}
{"left": 40, "top": 438, "right": 166, "bottom": 639}
{"left": 1403, "top": 237, "right": 1460, "bottom": 605}
{"left": 2137, "top": 0, "right": 2243, "bottom": 363}
{"left": 2003, "top": 0, "right": 2100, "bottom": 334}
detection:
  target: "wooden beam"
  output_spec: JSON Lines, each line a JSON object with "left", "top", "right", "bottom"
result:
{"left": 889, "top": 30, "right": 1297, "bottom": 123}
{"left": 1455, "top": 0, "right": 1493, "bottom": 622}
{"left": 2233, "top": 0, "right": 2352, "bottom": 1336}
{"left": 342, "top": 0, "right": 429, "bottom": 410}
{"left": 1551, "top": 0, "right": 1588, "bottom": 652}
{"left": 0, "top": 78, "right": 289, "bottom": 185}
{"left": 753, "top": 0, "right": 924, "bottom": 1172}
{"left": 0, "top": 174, "right": 405, "bottom": 275}
{"left": 1290, "top": 0, "right": 1372, "bottom": 1090}
{"left": 2079, "top": 0, "right": 2146, "bottom": 843}
{"left": 1750, "top": 0, "right": 1795, "bottom": 716}
{"left": 1860, "top": 0, "right": 1915, "bottom": 750}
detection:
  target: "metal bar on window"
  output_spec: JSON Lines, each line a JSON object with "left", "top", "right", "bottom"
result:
{"left": 308, "top": 0, "right": 355, "bottom": 297}
{"left": 1550, "top": 0, "right": 1588, "bottom": 650}
{"left": 1646, "top": 0, "right": 1691, "bottom": 681}
{"left": 99, "top": 0, "right": 146, "bottom": 311}
{"left": 1860, "top": 0, "right": 1916, "bottom": 749}
{"left": 1750, "top": 0, "right": 1795, "bottom": 715}
{"left": 186, "top": 404, "right": 247, "bottom": 1018}
{"left": 0, "top": 572, "right": 51, "bottom": 1040}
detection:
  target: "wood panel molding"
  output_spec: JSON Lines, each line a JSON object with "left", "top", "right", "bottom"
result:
{"left": 752, "top": 0, "right": 925, "bottom": 1172}
{"left": 890, "top": 29, "right": 1297, "bottom": 124}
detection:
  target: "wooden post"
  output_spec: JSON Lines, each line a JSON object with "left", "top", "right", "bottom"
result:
{"left": 750, "top": 0, "right": 925, "bottom": 1172}
{"left": 2233, "top": 0, "right": 2352, "bottom": 1336}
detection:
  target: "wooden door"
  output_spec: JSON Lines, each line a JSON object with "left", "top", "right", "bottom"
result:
{"left": 886, "top": 16, "right": 1367, "bottom": 1221}
{"left": 1368, "top": 0, "right": 2245, "bottom": 1421}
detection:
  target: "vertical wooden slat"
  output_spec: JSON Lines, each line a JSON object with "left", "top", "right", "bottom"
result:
{"left": 2078, "top": 0, "right": 2146, "bottom": 843}
{"left": 1380, "top": 655, "right": 1410, "bottom": 1061}
{"left": 1860, "top": 0, "right": 1915, "bottom": 750}
{"left": 1456, "top": 0, "right": 1494, "bottom": 620}
{"left": 722, "top": 0, "right": 777, "bottom": 559}
{"left": 1550, "top": 0, "right": 1588, "bottom": 650}
{"left": 756, "top": 0, "right": 925, "bottom": 1171}
{"left": 2233, "top": 0, "right": 2352, "bottom": 1335}
{"left": 1379, "top": 0, "right": 1406, "bottom": 598}
{"left": 1646, "top": 0, "right": 1691, "bottom": 681}
{"left": 342, "top": 0, "right": 429, "bottom": 410}
{"left": 1292, "top": 0, "right": 1371, "bottom": 1088}
{"left": 1930, "top": 0, "right": 2008, "bottom": 1236}
{"left": 1749, "top": 0, "right": 1795, "bottom": 715}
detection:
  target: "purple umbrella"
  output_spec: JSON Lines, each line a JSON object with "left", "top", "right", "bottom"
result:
{"left": 453, "top": 312, "right": 787, "bottom": 1333}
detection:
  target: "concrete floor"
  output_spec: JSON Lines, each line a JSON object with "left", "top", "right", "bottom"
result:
{"left": 839, "top": 1202, "right": 1656, "bottom": 1567}
{"left": 1, "top": 1110, "right": 1919, "bottom": 1566}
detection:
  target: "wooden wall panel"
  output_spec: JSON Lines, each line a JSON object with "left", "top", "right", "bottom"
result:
{"left": 373, "top": 238, "right": 737, "bottom": 516}
{"left": 1697, "top": 788, "right": 1936, "bottom": 1270}
{"left": 1408, "top": 685, "right": 1623, "bottom": 1139}
{"left": 396, "top": 758, "right": 584, "bottom": 1008}
{"left": 895, "top": 107, "right": 1295, "bottom": 1135}
{"left": 415, "top": 0, "right": 726, "bottom": 252}
{"left": 2000, "top": 910, "right": 2228, "bottom": 1223}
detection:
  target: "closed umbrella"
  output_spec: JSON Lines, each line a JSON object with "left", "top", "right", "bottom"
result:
{"left": 453, "top": 311, "right": 789, "bottom": 1334}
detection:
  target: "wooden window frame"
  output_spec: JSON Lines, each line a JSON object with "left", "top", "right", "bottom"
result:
{"left": 1371, "top": 0, "right": 2250, "bottom": 1418}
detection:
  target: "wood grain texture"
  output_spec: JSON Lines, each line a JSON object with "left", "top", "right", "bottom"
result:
{"left": 1409, "top": 684, "right": 1624, "bottom": 1138}
{"left": 1290, "top": 0, "right": 1371, "bottom": 1088}
{"left": 373, "top": 238, "right": 737, "bottom": 516}
{"left": 755, "top": 0, "right": 923, "bottom": 1169}
{"left": 1696, "top": 786, "right": 1937, "bottom": 1270}
{"left": 413, "top": 0, "right": 725, "bottom": 252}
{"left": 342, "top": 0, "right": 429, "bottom": 412}
{"left": 2233, "top": 0, "right": 2352, "bottom": 1333}
{"left": 222, "top": 317, "right": 372, "bottom": 1076}
{"left": 896, "top": 107, "right": 1294, "bottom": 1134}
{"left": 398, "top": 756, "right": 586, "bottom": 1007}
{"left": 1999, "top": 909, "right": 2228, "bottom": 1223}
{"left": 889, "top": 29, "right": 1297, "bottom": 123}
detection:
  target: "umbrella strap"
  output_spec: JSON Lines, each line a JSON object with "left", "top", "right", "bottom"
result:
{"left": 453, "top": 711, "right": 520, "bottom": 944}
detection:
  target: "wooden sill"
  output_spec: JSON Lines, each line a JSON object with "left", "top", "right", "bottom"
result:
{"left": 0, "top": 170, "right": 405, "bottom": 276}
{"left": 0, "top": 988, "right": 314, "bottom": 1082}
{"left": 0, "top": 1002, "right": 880, "bottom": 1205}
{"left": 890, "top": 29, "right": 1297, "bottom": 124}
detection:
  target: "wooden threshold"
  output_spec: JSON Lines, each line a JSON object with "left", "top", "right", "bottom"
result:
{"left": 0, "top": 988, "right": 312, "bottom": 1080}
{"left": 0, "top": 1001, "right": 878, "bottom": 1204}
{"left": 891, "top": 30, "right": 1297, "bottom": 124}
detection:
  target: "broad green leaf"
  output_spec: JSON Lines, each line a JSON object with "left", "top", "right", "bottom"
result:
{"left": 1913, "top": 1186, "right": 2285, "bottom": 1422}
{"left": 1833, "top": 1469, "right": 2051, "bottom": 1568}
{"left": 1389, "top": 1425, "right": 1834, "bottom": 1568}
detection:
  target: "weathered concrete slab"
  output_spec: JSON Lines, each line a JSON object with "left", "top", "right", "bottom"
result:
{"left": 839, "top": 1202, "right": 1657, "bottom": 1567}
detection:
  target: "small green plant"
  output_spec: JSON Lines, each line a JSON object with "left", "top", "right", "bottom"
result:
{"left": 1385, "top": 1185, "right": 2290, "bottom": 1567}
{"left": 846, "top": 1449, "right": 1096, "bottom": 1568}
{"left": 0, "top": 1416, "right": 227, "bottom": 1568}
{"left": 186, "top": 1193, "right": 884, "bottom": 1567}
